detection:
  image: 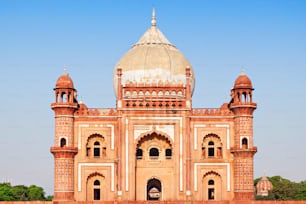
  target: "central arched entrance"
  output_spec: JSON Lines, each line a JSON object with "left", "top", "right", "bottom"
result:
{"left": 135, "top": 131, "right": 174, "bottom": 200}
{"left": 147, "top": 178, "right": 161, "bottom": 200}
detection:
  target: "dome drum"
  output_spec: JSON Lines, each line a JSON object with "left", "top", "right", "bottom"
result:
{"left": 122, "top": 86, "right": 186, "bottom": 99}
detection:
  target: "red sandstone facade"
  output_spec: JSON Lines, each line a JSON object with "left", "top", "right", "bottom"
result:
{"left": 50, "top": 11, "right": 257, "bottom": 202}
{"left": 2, "top": 202, "right": 306, "bottom": 204}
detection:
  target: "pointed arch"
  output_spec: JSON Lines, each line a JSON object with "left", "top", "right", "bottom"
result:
{"left": 86, "top": 133, "right": 105, "bottom": 145}
{"left": 203, "top": 133, "right": 221, "bottom": 141}
{"left": 86, "top": 134, "right": 106, "bottom": 158}
{"left": 147, "top": 178, "right": 162, "bottom": 200}
{"left": 135, "top": 130, "right": 173, "bottom": 160}
{"left": 86, "top": 172, "right": 105, "bottom": 201}
{"left": 87, "top": 172, "right": 105, "bottom": 180}
{"left": 203, "top": 171, "right": 221, "bottom": 178}
{"left": 202, "top": 171, "right": 222, "bottom": 200}
{"left": 136, "top": 130, "right": 173, "bottom": 148}
{"left": 242, "top": 137, "right": 248, "bottom": 149}
{"left": 202, "top": 134, "right": 223, "bottom": 158}
{"left": 60, "top": 138, "right": 67, "bottom": 147}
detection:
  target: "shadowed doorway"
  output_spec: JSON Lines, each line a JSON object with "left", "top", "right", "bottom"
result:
{"left": 147, "top": 178, "right": 161, "bottom": 200}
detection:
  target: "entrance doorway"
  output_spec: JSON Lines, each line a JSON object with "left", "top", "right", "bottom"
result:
{"left": 147, "top": 178, "right": 161, "bottom": 200}
{"left": 208, "top": 188, "right": 215, "bottom": 200}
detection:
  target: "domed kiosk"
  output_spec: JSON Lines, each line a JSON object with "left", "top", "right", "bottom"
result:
{"left": 55, "top": 70, "right": 75, "bottom": 89}
{"left": 256, "top": 176, "right": 273, "bottom": 196}
{"left": 234, "top": 71, "right": 253, "bottom": 89}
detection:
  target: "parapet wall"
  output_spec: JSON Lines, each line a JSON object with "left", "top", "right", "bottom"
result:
{"left": 1, "top": 201, "right": 306, "bottom": 204}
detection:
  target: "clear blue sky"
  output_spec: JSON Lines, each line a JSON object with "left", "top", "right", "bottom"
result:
{"left": 0, "top": 0, "right": 305, "bottom": 195}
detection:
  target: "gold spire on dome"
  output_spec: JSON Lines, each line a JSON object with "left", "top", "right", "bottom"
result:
{"left": 134, "top": 8, "right": 173, "bottom": 46}
{"left": 151, "top": 7, "right": 156, "bottom": 27}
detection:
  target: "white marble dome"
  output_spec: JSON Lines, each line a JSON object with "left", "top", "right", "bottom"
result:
{"left": 113, "top": 9, "right": 195, "bottom": 97}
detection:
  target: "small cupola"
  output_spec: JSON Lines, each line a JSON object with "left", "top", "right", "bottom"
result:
{"left": 234, "top": 71, "right": 253, "bottom": 89}
{"left": 256, "top": 176, "right": 273, "bottom": 196}
{"left": 53, "top": 70, "right": 77, "bottom": 105}
{"left": 55, "top": 70, "right": 75, "bottom": 89}
{"left": 231, "top": 71, "right": 254, "bottom": 104}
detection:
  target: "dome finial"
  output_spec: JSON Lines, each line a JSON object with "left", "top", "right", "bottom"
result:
{"left": 241, "top": 66, "right": 245, "bottom": 75}
{"left": 151, "top": 7, "right": 156, "bottom": 27}
{"left": 63, "top": 65, "right": 68, "bottom": 75}
{"left": 264, "top": 169, "right": 266, "bottom": 176}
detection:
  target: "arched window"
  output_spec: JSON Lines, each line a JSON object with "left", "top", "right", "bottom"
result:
{"left": 62, "top": 92, "right": 67, "bottom": 103}
{"left": 60, "top": 138, "right": 66, "bottom": 147}
{"left": 149, "top": 147, "right": 159, "bottom": 159}
{"left": 93, "top": 180, "right": 100, "bottom": 200}
{"left": 208, "top": 180, "right": 214, "bottom": 185}
{"left": 86, "top": 134, "right": 106, "bottom": 158}
{"left": 202, "top": 134, "right": 222, "bottom": 159}
{"left": 94, "top": 141, "right": 100, "bottom": 157}
{"left": 208, "top": 179, "right": 215, "bottom": 200}
{"left": 136, "top": 148, "right": 143, "bottom": 159}
{"left": 242, "top": 138, "right": 248, "bottom": 149}
{"left": 165, "top": 148, "right": 172, "bottom": 159}
{"left": 208, "top": 141, "right": 215, "bottom": 157}
{"left": 94, "top": 180, "right": 100, "bottom": 185}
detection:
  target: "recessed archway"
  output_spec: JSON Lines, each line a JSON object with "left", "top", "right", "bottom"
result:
{"left": 202, "top": 171, "right": 222, "bottom": 200}
{"left": 147, "top": 178, "right": 162, "bottom": 200}
{"left": 86, "top": 172, "right": 105, "bottom": 201}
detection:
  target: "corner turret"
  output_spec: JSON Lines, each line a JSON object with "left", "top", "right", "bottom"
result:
{"left": 229, "top": 71, "right": 257, "bottom": 113}
{"left": 229, "top": 71, "right": 257, "bottom": 200}
{"left": 50, "top": 70, "right": 78, "bottom": 201}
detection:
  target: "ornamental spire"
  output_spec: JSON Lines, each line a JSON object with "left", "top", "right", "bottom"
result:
{"left": 63, "top": 65, "right": 68, "bottom": 76}
{"left": 151, "top": 7, "right": 156, "bottom": 27}
{"left": 241, "top": 66, "right": 246, "bottom": 75}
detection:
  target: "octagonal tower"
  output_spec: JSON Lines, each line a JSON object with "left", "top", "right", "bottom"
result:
{"left": 51, "top": 70, "right": 78, "bottom": 201}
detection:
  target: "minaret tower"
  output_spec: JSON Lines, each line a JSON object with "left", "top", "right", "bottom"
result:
{"left": 50, "top": 70, "right": 78, "bottom": 201}
{"left": 229, "top": 71, "right": 257, "bottom": 200}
